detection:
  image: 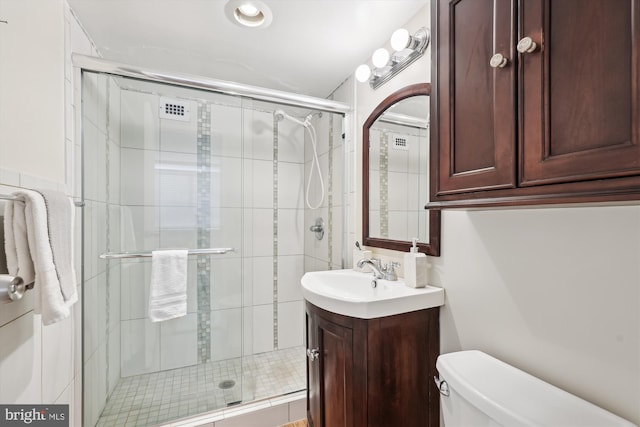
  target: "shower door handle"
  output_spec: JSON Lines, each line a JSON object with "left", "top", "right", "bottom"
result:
{"left": 306, "top": 348, "right": 320, "bottom": 362}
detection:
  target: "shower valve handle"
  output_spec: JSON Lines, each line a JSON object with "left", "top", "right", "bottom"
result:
{"left": 306, "top": 348, "right": 320, "bottom": 362}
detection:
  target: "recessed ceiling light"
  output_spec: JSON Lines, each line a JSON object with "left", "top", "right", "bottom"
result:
{"left": 238, "top": 4, "right": 260, "bottom": 17}
{"left": 225, "top": 0, "right": 273, "bottom": 29}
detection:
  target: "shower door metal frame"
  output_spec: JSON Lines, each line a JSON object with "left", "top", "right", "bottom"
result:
{"left": 76, "top": 55, "right": 353, "bottom": 424}
{"left": 72, "top": 54, "right": 351, "bottom": 114}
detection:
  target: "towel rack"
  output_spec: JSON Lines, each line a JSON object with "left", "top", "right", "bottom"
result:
{"left": 99, "top": 248, "right": 235, "bottom": 260}
{"left": 0, "top": 193, "right": 84, "bottom": 207}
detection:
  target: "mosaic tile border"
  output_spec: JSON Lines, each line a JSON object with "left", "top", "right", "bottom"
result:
{"left": 379, "top": 132, "right": 389, "bottom": 238}
{"left": 272, "top": 116, "right": 279, "bottom": 350}
{"left": 196, "top": 102, "right": 212, "bottom": 363}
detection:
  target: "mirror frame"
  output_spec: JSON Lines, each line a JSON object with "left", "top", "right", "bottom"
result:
{"left": 362, "top": 83, "right": 441, "bottom": 256}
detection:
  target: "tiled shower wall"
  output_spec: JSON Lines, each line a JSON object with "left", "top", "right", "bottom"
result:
{"left": 114, "top": 89, "right": 310, "bottom": 375}
{"left": 368, "top": 124, "right": 429, "bottom": 242}
{"left": 304, "top": 105, "right": 345, "bottom": 272}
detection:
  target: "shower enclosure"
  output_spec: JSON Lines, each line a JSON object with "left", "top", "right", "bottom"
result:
{"left": 79, "top": 61, "right": 348, "bottom": 427}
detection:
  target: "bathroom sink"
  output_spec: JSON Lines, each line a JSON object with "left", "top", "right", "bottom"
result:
{"left": 301, "top": 269, "right": 444, "bottom": 319}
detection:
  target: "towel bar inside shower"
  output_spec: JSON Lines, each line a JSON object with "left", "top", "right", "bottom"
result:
{"left": 99, "top": 248, "right": 235, "bottom": 259}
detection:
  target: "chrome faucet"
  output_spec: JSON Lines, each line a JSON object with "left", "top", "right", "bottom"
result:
{"left": 357, "top": 258, "right": 400, "bottom": 281}
{"left": 357, "top": 258, "right": 384, "bottom": 279}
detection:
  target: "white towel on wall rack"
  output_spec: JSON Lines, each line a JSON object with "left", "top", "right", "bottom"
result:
{"left": 39, "top": 189, "right": 77, "bottom": 302}
{"left": 3, "top": 189, "right": 77, "bottom": 325}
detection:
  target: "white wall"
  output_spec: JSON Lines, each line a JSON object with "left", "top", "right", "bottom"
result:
{"left": 0, "top": 1, "right": 93, "bottom": 426}
{"left": 437, "top": 207, "right": 640, "bottom": 423}
{"left": 0, "top": 0, "right": 66, "bottom": 183}
{"left": 351, "top": 2, "right": 640, "bottom": 425}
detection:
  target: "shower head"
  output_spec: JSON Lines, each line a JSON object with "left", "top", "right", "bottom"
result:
{"left": 273, "top": 109, "right": 307, "bottom": 126}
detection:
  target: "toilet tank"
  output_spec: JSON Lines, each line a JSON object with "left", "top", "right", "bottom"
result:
{"left": 436, "top": 350, "right": 636, "bottom": 427}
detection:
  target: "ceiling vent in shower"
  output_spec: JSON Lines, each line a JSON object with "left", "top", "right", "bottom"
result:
{"left": 392, "top": 135, "right": 409, "bottom": 151}
{"left": 160, "top": 98, "right": 190, "bottom": 122}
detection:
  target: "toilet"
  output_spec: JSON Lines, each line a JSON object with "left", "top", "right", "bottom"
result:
{"left": 435, "top": 350, "right": 636, "bottom": 427}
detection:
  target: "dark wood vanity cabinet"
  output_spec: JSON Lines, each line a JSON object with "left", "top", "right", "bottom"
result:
{"left": 430, "top": 0, "right": 640, "bottom": 208}
{"left": 305, "top": 302, "right": 440, "bottom": 427}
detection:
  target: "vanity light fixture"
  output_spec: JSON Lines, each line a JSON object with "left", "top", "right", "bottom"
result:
{"left": 225, "top": 0, "right": 273, "bottom": 28}
{"left": 356, "top": 27, "right": 430, "bottom": 89}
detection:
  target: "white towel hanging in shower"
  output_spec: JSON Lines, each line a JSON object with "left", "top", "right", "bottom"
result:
{"left": 148, "top": 249, "right": 188, "bottom": 322}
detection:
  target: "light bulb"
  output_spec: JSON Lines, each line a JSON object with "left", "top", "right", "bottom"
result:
{"left": 372, "top": 48, "right": 390, "bottom": 68}
{"left": 238, "top": 3, "right": 260, "bottom": 17}
{"left": 355, "top": 64, "right": 371, "bottom": 83}
{"left": 391, "top": 28, "right": 411, "bottom": 51}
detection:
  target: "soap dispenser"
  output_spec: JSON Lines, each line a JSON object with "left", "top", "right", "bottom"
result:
{"left": 404, "top": 238, "right": 428, "bottom": 288}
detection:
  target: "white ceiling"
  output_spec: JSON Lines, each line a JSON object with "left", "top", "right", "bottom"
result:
{"left": 67, "top": 0, "right": 428, "bottom": 98}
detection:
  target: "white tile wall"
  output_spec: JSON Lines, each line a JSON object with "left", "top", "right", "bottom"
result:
{"left": 42, "top": 310, "right": 75, "bottom": 402}
{"left": 160, "top": 313, "right": 197, "bottom": 370}
{"left": 388, "top": 171, "right": 408, "bottom": 209}
{"left": 252, "top": 304, "right": 274, "bottom": 354}
{"left": 251, "top": 209, "right": 274, "bottom": 256}
{"left": 122, "top": 206, "right": 160, "bottom": 252}
{"left": 210, "top": 208, "right": 243, "bottom": 250}
{"left": 210, "top": 257, "right": 242, "bottom": 310}
{"left": 120, "top": 90, "right": 160, "bottom": 151}
{"left": 244, "top": 110, "right": 274, "bottom": 161}
{"left": 121, "top": 318, "right": 161, "bottom": 377}
{"left": 211, "top": 308, "right": 242, "bottom": 362}
{"left": 278, "top": 162, "right": 304, "bottom": 209}
{"left": 212, "top": 104, "right": 243, "bottom": 158}
{"left": 278, "top": 209, "right": 304, "bottom": 255}
{"left": 120, "top": 147, "right": 160, "bottom": 206}
{"left": 252, "top": 160, "right": 274, "bottom": 208}
{"left": 277, "top": 255, "right": 304, "bottom": 302}
{"left": 277, "top": 301, "right": 304, "bottom": 349}
{"left": 388, "top": 211, "right": 408, "bottom": 241}
{"left": 278, "top": 121, "right": 305, "bottom": 164}
{"left": 0, "top": 313, "right": 42, "bottom": 403}
{"left": 252, "top": 257, "right": 274, "bottom": 305}
{"left": 211, "top": 157, "right": 242, "bottom": 208}
{"left": 158, "top": 152, "right": 198, "bottom": 206}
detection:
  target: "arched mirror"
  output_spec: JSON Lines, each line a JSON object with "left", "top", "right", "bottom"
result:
{"left": 363, "top": 83, "right": 440, "bottom": 255}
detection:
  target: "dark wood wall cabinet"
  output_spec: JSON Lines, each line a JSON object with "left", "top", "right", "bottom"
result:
{"left": 305, "top": 302, "right": 440, "bottom": 427}
{"left": 430, "top": 0, "right": 640, "bottom": 208}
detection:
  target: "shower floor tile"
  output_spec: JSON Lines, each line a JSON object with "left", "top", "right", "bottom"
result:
{"left": 97, "top": 346, "right": 306, "bottom": 427}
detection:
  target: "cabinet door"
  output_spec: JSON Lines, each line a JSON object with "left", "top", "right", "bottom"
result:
{"left": 520, "top": 0, "right": 640, "bottom": 185}
{"left": 317, "top": 315, "right": 354, "bottom": 427}
{"left": 433, "top": 0, "right": 517, "bottom": 196}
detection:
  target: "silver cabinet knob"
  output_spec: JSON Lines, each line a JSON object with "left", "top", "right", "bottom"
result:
{"left": 306, "top": 348, "right": 320, "bottom": 361}
{"left": 489, "top": 53, "right": 508, "bottom": 68}
{"left": 517, "top": 36, "right": 537, "bottom": 53}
